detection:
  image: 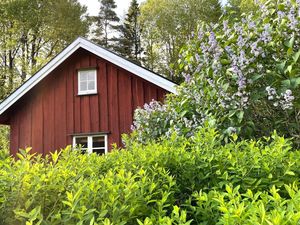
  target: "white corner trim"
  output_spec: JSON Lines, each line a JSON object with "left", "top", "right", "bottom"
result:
{"left": 0, "top": 37, "right": 177, "bottom": 116}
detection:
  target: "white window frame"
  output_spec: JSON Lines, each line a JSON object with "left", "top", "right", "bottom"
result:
{"left": 72, "top": 134, "right": 108, "bottom": 154}
{"left": 78, "top": 69, "right": 97, "bottom": 95}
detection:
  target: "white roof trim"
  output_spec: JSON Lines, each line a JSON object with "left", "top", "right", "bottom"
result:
{"left": 0, "top": 37, "right": 177, "bottom": 115}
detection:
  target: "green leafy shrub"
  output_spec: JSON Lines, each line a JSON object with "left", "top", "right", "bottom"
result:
{"left": 1, "top": 128, "right": 300, "bottom": 224}
{"left": 132, "top": 0, "right": 300, "bottom": 146}
{"left": 0, "top": 125, "right": 10, "bottom": 159}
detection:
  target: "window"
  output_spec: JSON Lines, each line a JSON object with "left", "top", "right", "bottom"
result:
{"left": 73, "top": 135, "right": 107, "bottom": 155}
{"left": 78, "top": 69, "right": 97, "bottom": 95}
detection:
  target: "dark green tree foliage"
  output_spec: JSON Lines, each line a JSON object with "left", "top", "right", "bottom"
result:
{"left": 92, "top": 0, "right": 120, "bottom": 48}
{"left": 117, "top": 0, "right": 142, "bottom": 64}
{"left": 0, "top": 0, "right": 88, "bottom": 99}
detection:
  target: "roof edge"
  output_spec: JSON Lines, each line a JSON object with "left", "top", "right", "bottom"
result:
{"left": 0, "top": 37, "right": 177, "bottom": 115}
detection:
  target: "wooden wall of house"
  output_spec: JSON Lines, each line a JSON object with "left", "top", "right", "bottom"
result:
{"left": 9, "top": 48, "right": 168, "bottom": 155}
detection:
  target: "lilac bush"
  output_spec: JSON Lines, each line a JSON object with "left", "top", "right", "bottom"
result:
{"left": 133, "top": 0, "right": 300, "bottom": 145}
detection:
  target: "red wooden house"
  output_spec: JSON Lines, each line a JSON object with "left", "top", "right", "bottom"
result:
{"left": 0, "top": 37, "right": 176, "bottom": 155}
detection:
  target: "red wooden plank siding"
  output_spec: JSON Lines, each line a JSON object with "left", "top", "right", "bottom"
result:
{"left": 31, "top": 91, "right": 43, "bottom": 154}
{"left": 157, "top": 89, "right": 167, "bottom": 102}
{"left": 19, "top": 100, "right": 32, "bottom": 149}
{"left": 74, "top": 57, "right": 81, "bottom": 133}
{"left": 54, "top": 68, "right": 67, "bottom": 149}
{"left": 149, "top": 84, "right": 157, "bottom": 101}
{"left": 143, "top": 82, "right": 154, "bottom": 103}
{"left": 10, "top": 113, "right": 19, "bottom": 155}
{"left": 99, "top": 60, "right": 108, "bottom": 131}
{"left": 66, "top": 62, "right": 75, "bottom": 144}
{"left": 43, "top": 77, "right": 55, "bottom": 154}
{"left": 118, "top": 69, "right": 132, "bottom": 136}
{"left": 108, "top": 64, "right": 120, "bottom": 148}
{"left": 8, "top": 50, "right": 171, "bottom": 155}
{"left": 80, "top": 51, "right": 91, "bottom": 133}
{"left": 132, "top": 77, "right": 144, "bottom": 108}
{"left": 81, "top": 96, "right": 91, "bottom": 133}
{"left": 89, "top": 55, "right": 100, "bottom": 132}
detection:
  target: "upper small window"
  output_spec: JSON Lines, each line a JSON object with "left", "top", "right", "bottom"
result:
{"left": 78, "top": 69, "right": 97, "bottom": 95}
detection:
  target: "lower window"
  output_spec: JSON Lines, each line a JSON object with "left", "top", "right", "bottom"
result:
{"left": 73, "top": 135, "right": 108, "bottom": 155}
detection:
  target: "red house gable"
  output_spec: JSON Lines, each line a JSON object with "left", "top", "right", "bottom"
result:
{"left": 0, "top": 38, "right": 176, "bottom": 155}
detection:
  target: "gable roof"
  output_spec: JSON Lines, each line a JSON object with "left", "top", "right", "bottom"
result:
{"left": 0, "top": 37, "right": 177, "bottom": 115}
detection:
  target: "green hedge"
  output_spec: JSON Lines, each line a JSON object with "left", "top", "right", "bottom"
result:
{"left": 0, "top": 128, "right": 300, "bottom": 224}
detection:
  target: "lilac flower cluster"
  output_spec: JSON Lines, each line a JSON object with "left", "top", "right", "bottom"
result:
{"left": 259, "top": 24, "right": 272, "bottom": 44}
{"left": 132, "top": 100, "right": 167, "bottom": 132}
{"left": 133, "top": 0, "right": 300, "bottom": 143}
{"left": 288, "top": 5, "right": 298, "bottom": 30}
{"left": 266, "top": 86, "right": 295, "bottom": 110}
{"left": 281, "top": 89, "right": 295, "bottom": 110}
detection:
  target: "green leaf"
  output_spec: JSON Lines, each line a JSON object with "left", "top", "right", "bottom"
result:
{"left": 278, "top": 3, "right": 285, "bottom": 11}
{"left": 251, "top": 74, "right": 263, "bottom": 82}
{"left": 276, "top": 61, "right": 286, "bottom": 73}
{"left": 292, "top": 50, "right": 300, "bottom": 63}
{"left": 220, "top": 59, "right": 231, "bottom": 65}
{"left": 284, "top": 35, "right": 295, "bottom": 48}
{"left": 180, "top": 110, "right": 188, "bottom": 117}
{"left": 237, "top": 111, "right": 244, "bottom": 123}
{"left": 287, "top": 47, "right": 293, "bottom": 56}
{"left": 285, "top": 65, "right": 293, "bottom": 74}
{"left": 285, "top": 171, "right": 295, "bottom": 176}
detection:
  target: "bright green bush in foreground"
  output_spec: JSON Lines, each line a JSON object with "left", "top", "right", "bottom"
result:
{"left": 1, "top": 128, "right": 300, "bottom": 224}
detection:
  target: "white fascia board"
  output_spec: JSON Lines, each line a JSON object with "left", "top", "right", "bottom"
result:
{"left": 0, "top": 41, "right": 82, "bottom": 115}
{"left": 0, "top": 37, "right": 177, "bottom": 116}
{"left": 79, "top": 38, "right": 177, "bottom": 93}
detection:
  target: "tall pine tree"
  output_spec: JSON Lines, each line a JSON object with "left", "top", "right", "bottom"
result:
{"left": 117, "top": 0, "right": 142, "bottom": 64}
{"left": 92, "top": 0, "right": 120, "bottom": 48}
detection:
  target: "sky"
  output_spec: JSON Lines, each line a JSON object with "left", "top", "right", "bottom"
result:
{"left": 78, "top": 0, "right": 228, "bottom": 18}
{"left": 78, "top": 0, "right": 145, "bottom": 18}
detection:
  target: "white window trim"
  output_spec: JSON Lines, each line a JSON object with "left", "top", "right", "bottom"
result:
{"left": 72, "top": 134, "right": 108, "bottom": 154}
{"left": 78, "top": 69, "right": 97, "bottom": 95}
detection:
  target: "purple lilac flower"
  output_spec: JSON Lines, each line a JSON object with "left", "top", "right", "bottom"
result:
{"left": 277, "top": 11, "right": 285, "bottom": 19}
{"left": 248, "top": 21, "right": 256, "bottom": 29}
{"left": 195, "top": 53, "right": 200, "bottom": 62}
{"left": 208, "top": 32, "right": 217, "bottom": 52}
{"left": 239, "top": 50, "right": 248, "bottom": 67}
{"left": 288, "top": 7, "right": 298, "bottom": 30}
{"left": 266, "top": 86, "right": 277, "bottom": 96}
{"left": 207, "top": 78, "right": 215, "bottom": 87}
{"left": 196, "top": 64, "right": 203, "bottom": 73}
{"left": 200, "top": 43, "right": 208, "bottom": 53}
{"left": 225, "top": 46, "right": 233, "bottom": 55}
{"left": 237, "top": 75, "right": 246, "bottom": 90}
{"left": 280, "top": 89, "right": 295, "bottom": 110}
{"left": 130, "top": 125, "right": 135, "bottom": 131}
{"left": 259, "top": 23, "right": 272, "bottom": 44}
{"left": 198, "top": 30, "right": 204, "bottom": 40}
{"left": 184, "top": 73, "right": 192, "bottom": 83}
{"left": 251, "top": 41, "right": 261, "bottom": 57}
{"left": 234, "top": 23, "right": 243, "bottom": 34}
{"left": 237, "top": 35, "right": 245, "bottom": 48}
{"left": 227, "top": 127, "right": 237, "bottom": 134}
